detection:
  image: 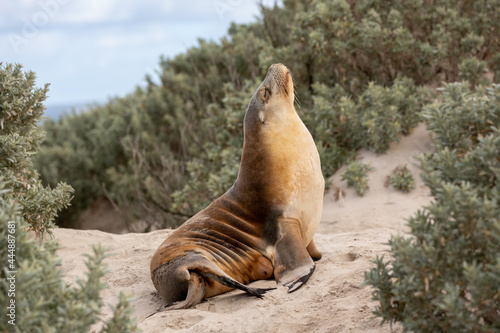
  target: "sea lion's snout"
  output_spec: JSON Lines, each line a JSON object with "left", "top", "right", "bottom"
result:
{"left": 264, "top": 63, "right": 293, "bottom": 100}
{"left": 268, "top": 63, "right": 288, "bottom": 74}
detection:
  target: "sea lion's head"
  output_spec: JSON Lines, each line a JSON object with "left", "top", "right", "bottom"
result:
{"left": 246, "top": 63, "right": 295, "bottom": 125}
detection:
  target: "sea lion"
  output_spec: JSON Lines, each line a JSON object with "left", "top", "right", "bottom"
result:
{"left": 150, "top": 63, "right": 324, "bottom": 310}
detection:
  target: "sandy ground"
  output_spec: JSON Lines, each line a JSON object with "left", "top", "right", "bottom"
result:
{"left": 53, "top": 123, "right": 433, "bottom": 333}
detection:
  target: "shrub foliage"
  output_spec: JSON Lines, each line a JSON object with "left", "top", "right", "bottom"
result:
{"left": 0, "top": 63, "right": 138, "bottom": 333}
{"left": 0, "top": 63, "right": 73, "bottom": 237}
{"left": 365, "top": 83, "right": 500, "bottom": 332}
{"left": 35, "top": 0, "right": 500, "bottom": 232}
{"left": 387, "top": 164, "right": 416, "bottom": 193}
{"left": 341, "top": 161, "right": 372, "bottom": 196}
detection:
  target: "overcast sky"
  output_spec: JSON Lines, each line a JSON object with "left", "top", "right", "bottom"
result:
{"left": 1, "top": 0, "right": 271, "bottom": 110}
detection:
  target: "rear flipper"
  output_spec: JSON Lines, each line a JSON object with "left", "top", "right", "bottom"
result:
{"left": 154, "top": 270, "right": 274, "bottom": 313}
{"left": 150, "top": 272, "right": 206, "bottom": 313}
{"left": 150, "top": 256, "right": 275, "bottom": 315}
{"left": 201, "top": 271, "right": 275, "bottom": 298}
{"left": 272, "top": 217, "right": 317, "bottom": 293}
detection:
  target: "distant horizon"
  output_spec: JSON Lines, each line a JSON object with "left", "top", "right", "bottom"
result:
{"left": 44, "top": 101, "right": 92, "bottom": 119}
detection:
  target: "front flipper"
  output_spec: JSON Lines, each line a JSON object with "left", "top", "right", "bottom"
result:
{"left": 272, "top": 217, "right": 316, "bottom": 293}
{"left": 306, "top": 239, "right": 322, "bottom": 261}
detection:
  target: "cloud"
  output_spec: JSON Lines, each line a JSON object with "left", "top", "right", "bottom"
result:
{"left": 1, "top": 0, "right": 264, "bottom": 106}
{"left": 57, "top": 0, "right": 124, "bottom": 24}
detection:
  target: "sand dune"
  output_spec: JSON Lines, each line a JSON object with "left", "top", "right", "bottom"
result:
{"left": 53, "top": 123, "right": 433, "bottom": 333}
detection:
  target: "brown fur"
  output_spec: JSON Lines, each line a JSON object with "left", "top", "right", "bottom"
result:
{"left": 150, "top": 64, "right": 324, "bottom": 311}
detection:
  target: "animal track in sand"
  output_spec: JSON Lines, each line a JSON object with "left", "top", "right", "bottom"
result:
{"left": 327, "top": 252, "right": 359, "bottom": 264}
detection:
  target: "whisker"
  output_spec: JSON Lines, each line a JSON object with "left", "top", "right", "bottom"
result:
{"left": 288, "top": 70, "right": 300, "bottom": 107}
{"left": 294, "top": 91, "right": 301, "bottom": 108}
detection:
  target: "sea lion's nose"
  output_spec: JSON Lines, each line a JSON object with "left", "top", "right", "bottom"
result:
{"left": 269, "top": 63, "right": 288, "bottom": 71}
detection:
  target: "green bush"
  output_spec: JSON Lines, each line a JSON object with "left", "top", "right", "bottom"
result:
{"left": 299, "top": 82, "right": 358, "bottom": 180}
{"left": 0, "top": 63, "right": 73, "bottom": 237}
{"left": 36, "top": 93, "right": 142, "bottom": 228}
{"left": 357, "top": 77, "right": 421, "bottom": 153}
{"left": 169, "top": 80, "right": 258, "bottom": 218}
{"left": 0, "top": 63, "right": 138, "bottom": 333}
{"left": 388, "top": 164, "right": 416, "bottom": 193}
{"left": 422, "top": 82, "right": 499, "bottom": 155}
{"left": 0, "top": 193, "right": 138, "bottom": 332}
{"left": 35, "top": 0, "right": 499, "bottom": 229}
{"left": 341, "top": 161, "right": 372, "bottom": 196}
{"left": 263, "top": 0, "right": 499, "bottom": 99}
{"left": 365, "top": 83, "right": 500, "bottom": 332}
{"left": 307, "top": 77, "right": 421, "bottom": 178}
{"left": 458, "top": 57, "right": 488, "bottom": 88}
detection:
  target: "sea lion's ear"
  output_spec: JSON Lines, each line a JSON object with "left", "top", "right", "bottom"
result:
{"left": 259, "top": 111, "right": 265, "bottom": 123}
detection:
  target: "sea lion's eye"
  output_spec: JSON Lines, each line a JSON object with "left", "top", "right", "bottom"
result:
{"left": 262, "top": 88, "right": 271, "bottom": 103}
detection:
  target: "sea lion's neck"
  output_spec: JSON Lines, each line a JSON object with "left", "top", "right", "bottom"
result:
{"left": 230, "top": 103, "right": 301, "bottom": 212}
{"left": 230, "top": 112, "right": 268, "bottom": 204}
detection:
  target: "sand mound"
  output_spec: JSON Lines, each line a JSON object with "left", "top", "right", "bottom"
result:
{"left": 53, "top": 123, "right": 433, "bottom": 332}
